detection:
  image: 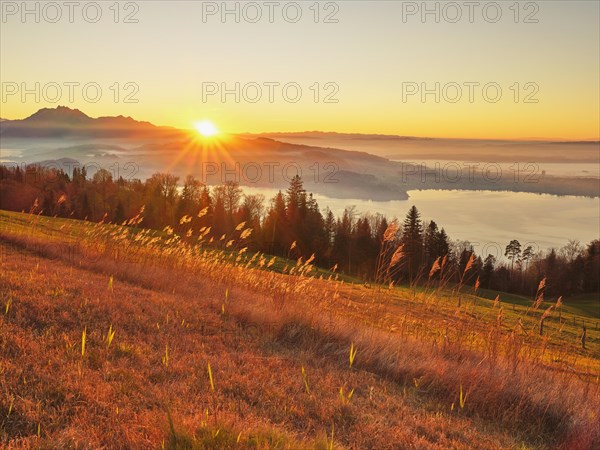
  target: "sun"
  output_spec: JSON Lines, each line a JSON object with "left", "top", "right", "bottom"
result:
{"left": 194, "top": 120, "right": 219, "bottom": 137}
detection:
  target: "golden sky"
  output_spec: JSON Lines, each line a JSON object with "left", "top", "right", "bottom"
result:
{"left": 1, "top": 1, "right": 599, "bottom": 140}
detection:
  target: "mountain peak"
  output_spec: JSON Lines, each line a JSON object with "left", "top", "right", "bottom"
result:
{"left": 25, "top": 106, "right": 91, "bottom": 123}
{"left": 1, "top": 107, "right": 172, "bottom": 139}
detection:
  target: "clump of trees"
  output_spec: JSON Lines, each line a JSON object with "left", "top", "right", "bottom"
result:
{"left": 491, "top": 238, "right": 600, "bottom": 297}
{"left": 1, "top": 163, "right": 598, "bottom": 298}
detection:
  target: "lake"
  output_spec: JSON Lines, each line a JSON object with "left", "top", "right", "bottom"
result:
{"left": 244, "top": 187, "right": 599, "bottom": 258}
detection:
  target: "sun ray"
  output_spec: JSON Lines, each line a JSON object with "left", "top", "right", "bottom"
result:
{"left": 161, "top": 124, "right": 235, "bottom": 182}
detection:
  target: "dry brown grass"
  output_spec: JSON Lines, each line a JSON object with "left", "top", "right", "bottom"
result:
{"left": 1, "top": 211, "right": 599, "bottom": 449}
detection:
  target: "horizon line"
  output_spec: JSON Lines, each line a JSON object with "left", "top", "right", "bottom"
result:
{"left": 2, "top": 106, "right": 599, "bottom": 144}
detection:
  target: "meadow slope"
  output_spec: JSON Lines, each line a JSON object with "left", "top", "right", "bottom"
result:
{"left": 1, "top": 210, "right": 599, "bottom": 449}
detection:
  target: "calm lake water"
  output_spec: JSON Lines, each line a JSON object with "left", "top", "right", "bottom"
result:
{"left": 245, "top": 187, "right": 600, "bottom": 257}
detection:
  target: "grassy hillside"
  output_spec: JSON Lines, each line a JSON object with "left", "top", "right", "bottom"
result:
{"left": 1, "top": 210, "right": 599, "bottom": 449}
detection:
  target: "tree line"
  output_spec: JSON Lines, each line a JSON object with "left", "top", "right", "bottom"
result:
{"left": 1, "top": 164, "right": 598, "bottom": 298}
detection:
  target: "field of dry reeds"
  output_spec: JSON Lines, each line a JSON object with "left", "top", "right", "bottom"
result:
{"left": 1, "top": 209, "right": 598, "bottom": 449}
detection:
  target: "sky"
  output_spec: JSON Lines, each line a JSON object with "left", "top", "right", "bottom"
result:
{"left": 1, "top": 1, "right": 599, "bottom": 139}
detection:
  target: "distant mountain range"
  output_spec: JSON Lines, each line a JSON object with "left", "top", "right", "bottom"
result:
{"left": 243, "top": 130, "right": 599, "bottom": 145}
{"left": 3, "top": 106, "right": 598, "bottom": 147}
{"left": 244, "top": 132, "right": 600, "bottom": 163}
{"left": 0, "top": 106, "right": 180, "bottom": 139}
{"left": 1, "top": 107, "right": 598, "bottom": 199}
{"left": 1, "top": 107, "right": 409, "bottom": 200}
